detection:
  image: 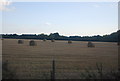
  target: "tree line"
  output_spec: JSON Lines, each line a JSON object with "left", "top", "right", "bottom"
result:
{"left": 1, "top": 30, "right": 120, "bottom": 42}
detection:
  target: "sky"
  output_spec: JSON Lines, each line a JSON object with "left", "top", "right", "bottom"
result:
{"left": 0, "top": 1, "right": 118, "bottom": 36}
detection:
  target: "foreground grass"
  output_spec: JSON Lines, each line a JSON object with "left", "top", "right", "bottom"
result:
{"left": 2, "top": 61, "right": 119, "bottom": 80}
{"left": 80, "top": 63, "right": 119, "bottom": 80}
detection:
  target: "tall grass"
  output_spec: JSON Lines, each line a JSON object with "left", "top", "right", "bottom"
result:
{"left": 2, "top": 60, "right": 119, "bottom": 80}
{"left": 80, "top": 62, "right": 119, "bottom": 80}
{"left": 2, "top": 60, "right": 17, "bottom": 79}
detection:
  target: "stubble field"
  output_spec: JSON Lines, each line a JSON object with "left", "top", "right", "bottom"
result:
{"left": 2, "top": 39, "right": 118, "bottom": 79}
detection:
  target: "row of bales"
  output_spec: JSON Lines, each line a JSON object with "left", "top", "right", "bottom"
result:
{"left": 2, "top": 38, "right": 120, "bottom": 47}
{"left": 18, "top": 40, "right": 36, "bottom": 46}
{"left": 18, "top": 39, "right": 57, "bottom": 46}
{"left": 18, "top": 39, "right": 95, "bottom": 47}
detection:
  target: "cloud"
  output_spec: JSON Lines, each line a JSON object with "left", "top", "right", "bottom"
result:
{"left": 0, "top": 0, "right": 14, "bottom": 11}
{"left": 93, "top": 3, "right": 118, "bottom": 8}
{"left": 109, "top": 3, "right": 118, "bottom": 8}
{"left": 93, "top": 4, "right": 100, "bottom": 8}
{"left": 45, "top": 22, "right": 52, "bottom": 26}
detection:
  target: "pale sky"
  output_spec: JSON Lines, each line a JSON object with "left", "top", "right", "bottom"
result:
{"left": 0, "top": 1, "right": 118, "bottom": 36}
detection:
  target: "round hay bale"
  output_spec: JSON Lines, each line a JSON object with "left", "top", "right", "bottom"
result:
{"left": 29, "top": 40, "right": 37, "bottom": 46}
{"left": 87, "top": 41, "right": 95, "bottom": 47}
{"left": 68, "top": 40, "right": 72, "bottom": 44}
{"left": 1, "top": 38, "right": 4, "bottom": 40}
{"left": 118, "top": 42, "right": 120, "bottom": 46}
{"left": 43, "top": 39, "right": 47, "bottom": 42}
{"left": 51, "top": 39, "right": 55, "bottom": 42}
{"left": 18, "top": 40, "right": 24, "bottom": 44}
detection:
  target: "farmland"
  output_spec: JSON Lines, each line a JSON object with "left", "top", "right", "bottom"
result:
{"left": 0, "top": 39, "right": 2, "bottom": 80}
{"left": 2, "top": 39, "right": 118, "bottom": 79}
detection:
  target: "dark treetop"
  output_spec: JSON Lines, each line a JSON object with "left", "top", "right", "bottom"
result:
{"left": 1, "top": 30, "right": 120, "bottom": 42}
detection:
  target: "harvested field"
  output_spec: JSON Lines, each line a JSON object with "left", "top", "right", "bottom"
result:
{"left": 2, "top": 39, "right": 118, "bottom": 79}
{"left": 0, "top": 39, "right": 2, "bottom": 80}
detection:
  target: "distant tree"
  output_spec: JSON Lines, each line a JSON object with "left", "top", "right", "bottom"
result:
{"left": 49, "top": 32, "right": 60, "bottom": 39}
{"left": 1, "top": 31, "right": 119, "bottom": 42}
